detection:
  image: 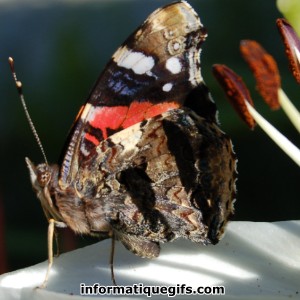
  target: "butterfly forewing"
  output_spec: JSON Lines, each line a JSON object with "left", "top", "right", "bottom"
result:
{"left": 60, "top": 1, "right": 208, "bottom": 185}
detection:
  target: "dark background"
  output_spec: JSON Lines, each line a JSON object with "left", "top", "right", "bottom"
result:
{"left": 0, "top": 0, "right": 299, "bottom": 273}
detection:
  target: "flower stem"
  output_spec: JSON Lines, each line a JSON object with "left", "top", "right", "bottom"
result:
{"left": 278, "top": 88, "right": 300, "bottom": 133}
{"left": 245, "top": 101, "right": 300, "bottom": 166}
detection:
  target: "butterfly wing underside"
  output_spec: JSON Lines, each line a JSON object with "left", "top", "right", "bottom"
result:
{"left": 59, "top": 1, "right": 209, "bottom": 187}
{"left": 53, "top": 1, "right": 236, "bottom": 258}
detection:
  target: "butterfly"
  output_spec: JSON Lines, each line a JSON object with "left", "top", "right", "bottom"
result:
{"left": 25, "top": 0, "right": 237, "bottom": 286}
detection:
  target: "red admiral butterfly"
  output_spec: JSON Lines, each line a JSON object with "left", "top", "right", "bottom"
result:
{"left": 24, "top": 0, "right": 236, "bottom": 286}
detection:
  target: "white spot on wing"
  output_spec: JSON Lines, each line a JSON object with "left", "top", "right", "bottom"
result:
{"left": 80, "top": 143, "right": 90, "bottom": 157}
{"left": 80, "top": 103, "right": 92, "bottom": 121}
{"left": 166, "top": 57, "right": 182, "bottom": 74}
{"left": 173, "top": 42, "right": 180, "bottom": 51}
{"left": 113, "top": 46, "right": 155, "bottom": 75}
{"left": 162, "top": 83, "right": 173, "bottom": 92}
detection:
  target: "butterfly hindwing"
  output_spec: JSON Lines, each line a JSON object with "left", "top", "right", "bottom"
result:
{"left": 73, "top": 108, "right": 236, "bottom": 254}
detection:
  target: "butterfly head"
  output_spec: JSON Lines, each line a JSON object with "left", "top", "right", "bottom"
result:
{"left": 25, "top": 157, "right": 65, "bottom": 223}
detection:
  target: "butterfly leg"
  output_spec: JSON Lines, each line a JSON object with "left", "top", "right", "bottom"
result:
{"left": 109, "top": 232, "right": 117, "bottom": 286}
{"left": 38, "top": 218, "right": 55, "bottom": 288}
{"left": 54, "top": 227, "right": 60, "bottom": 257}
{"left": 39, "top": 218, "right": 67, "bottom": 288}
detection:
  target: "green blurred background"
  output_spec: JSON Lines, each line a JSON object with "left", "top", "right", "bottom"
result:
{"left": 0, "top": 0, "right": 299, "bottom": 273}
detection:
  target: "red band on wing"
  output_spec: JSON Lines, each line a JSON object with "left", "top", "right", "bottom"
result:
{"left": 89, "top": 106, "right": 128, "bottom": 140}
{"left": 86, "top": 101, "right": 179, "bottom": 143}
{"left": 84, "top": 132, "right": 100, "bottom": 146}
{"left": 122, "top": 101, "right": 179, "bottom": 128}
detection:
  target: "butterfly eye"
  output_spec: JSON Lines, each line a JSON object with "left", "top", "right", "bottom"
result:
{"left": 36, "top": 166, "right": 51, "bottom": 187}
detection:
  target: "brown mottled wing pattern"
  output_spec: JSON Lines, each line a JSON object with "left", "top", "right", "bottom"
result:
{"left": 76, "top": 108, "right": 236, "bottom": 257}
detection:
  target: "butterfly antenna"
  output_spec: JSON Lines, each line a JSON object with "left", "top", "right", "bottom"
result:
{"left": 9, "top": 57, "right": 48, "bottom": 165}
